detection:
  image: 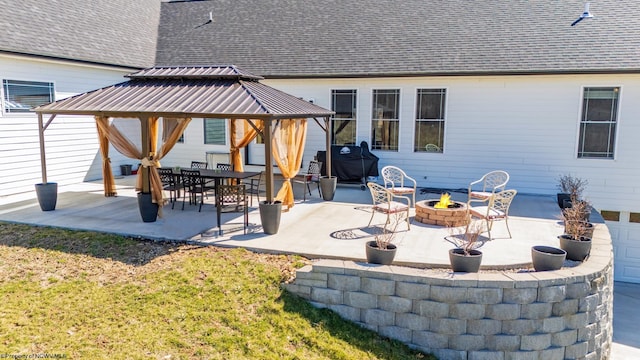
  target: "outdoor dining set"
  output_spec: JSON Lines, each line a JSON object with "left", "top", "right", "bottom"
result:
{"left": 157, "top": 161, "right": 262, "bottom": 235}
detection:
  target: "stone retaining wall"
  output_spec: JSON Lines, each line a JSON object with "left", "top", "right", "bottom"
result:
{"left": 284, "top": 225, "right": 613, "bottom": 359}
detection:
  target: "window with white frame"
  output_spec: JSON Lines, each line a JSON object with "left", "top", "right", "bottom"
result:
{"left": 578, "top": 87, "right": 619, "bottom": 159}
{"left": 204, "top": 118, "right": 226, "bottom": 145}
{"left": 371, "top": 89, "right": 399, "bottom": 151}
{"left": 331, "top": 89, "right": 357, "bottom": 146}
{"left": 414, "top": 88, "right": 445, "bottom": 153}
{"left": 2, "top": 79, "right": 54, "bottom": 113}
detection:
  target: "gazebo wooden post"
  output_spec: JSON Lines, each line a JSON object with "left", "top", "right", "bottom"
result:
{"left": 35, "top": 112, "right": 59, "bottom": 211}
{"left": 325, "top": 116, "right": 332, "bottom": 178}
{"left": 37, "top": 113, "right": 48, "bottom": 184}
{"left": 140, "top": 116, "right": 150, "bottom": 193}
{"left": 263, "top": 117, "right": 274, "bottom": 203}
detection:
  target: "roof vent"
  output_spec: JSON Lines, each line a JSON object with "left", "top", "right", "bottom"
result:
{"left": 571, "top": 2, "right": 594, "bottom": 26}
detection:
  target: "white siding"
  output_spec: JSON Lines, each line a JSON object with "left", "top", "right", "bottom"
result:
{"left": 261, "top": 75, "right": 640, "bottom": 283}
{"left": 263, "top": 75, "right": 640, "bottom": 207}
{"left": 152, "top": 118, "right": 231, "bottom": 168}
{"left": 0, "top": 54, "right": 133, "bottom": 197}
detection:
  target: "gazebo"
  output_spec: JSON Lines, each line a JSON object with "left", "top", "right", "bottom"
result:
{"left": 34, "top": 65, "right": 335, "bottom": 223}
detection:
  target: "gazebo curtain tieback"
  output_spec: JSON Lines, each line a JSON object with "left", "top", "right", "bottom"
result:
{"left": 141, "top": 156, "right": 159, "bottom": 169}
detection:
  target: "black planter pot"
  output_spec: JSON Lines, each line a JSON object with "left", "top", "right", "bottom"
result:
{"left": 449, "top": 248, "right": 483, "bottom": 273}
{"left": 558, "top": 234, "right": 592, "bottom": 261}
{"left": 35, "top": 182, "right": 58, "bottom": 211}
{"left": 365, "top": 241, "right": 397, "bottom": 265}
{"left": 319, "top": 176, "right": 337, "bottom": 201}
{"left": 531, "top": 245, "right": 566, "bottom": 271}
{"left": 137, "top": 192, "right": 158, "bottom": 223}
{"left": 259, "top": 201, "right": 282, "bottom": 235}
{"left": 557, "top": 193, "right": 571, "bottom": 209}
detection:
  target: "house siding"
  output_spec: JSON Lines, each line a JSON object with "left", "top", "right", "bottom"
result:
{"left": 257, "top": 74, "right": 640, "bottom": 284}
{"left": 0, "top": 54, "right": 133, "bottom": 197}
{"left": 262, "top": 74, "right": 640, "bottom": 209}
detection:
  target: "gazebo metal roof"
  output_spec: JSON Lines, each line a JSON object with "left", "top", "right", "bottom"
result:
{"left": 34, "top": 66, "right": 335, "bottom": 206}
{"left": 36, "top": 65, "right": 333, "bottom": 119}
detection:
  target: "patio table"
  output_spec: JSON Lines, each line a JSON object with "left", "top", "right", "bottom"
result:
{"left": 172, "top": 168, "right": 260, "bottom": 196}
{"left": 171, "top": 168, "right": 260, "bottom": 188}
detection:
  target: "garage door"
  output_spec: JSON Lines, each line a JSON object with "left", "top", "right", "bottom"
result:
{"left": 607, "top": 220, "right": 640, "bottom": 284}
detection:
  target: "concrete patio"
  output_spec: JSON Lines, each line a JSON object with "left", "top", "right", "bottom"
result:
{"left": 0, "top": 175, "right": 572, "bottom": 270}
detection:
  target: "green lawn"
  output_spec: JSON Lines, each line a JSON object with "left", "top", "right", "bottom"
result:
{"left": 0, "top": 222, "right": 432, "bottom": 359}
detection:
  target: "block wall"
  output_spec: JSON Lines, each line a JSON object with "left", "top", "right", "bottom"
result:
{"left": 285, "top": 226, "right": 613, "bottom": 359}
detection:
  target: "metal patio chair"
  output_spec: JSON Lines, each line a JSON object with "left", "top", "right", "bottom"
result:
{"left": 467, "top": 170, "right": 510, "bottom": 205}
{"left": 158, "top": 167, "right": 181, "bottom": 209}
{"left": 180, "top": 169, "right": 209, "bottom": 212}
{"left": 190, "top": 161, "right": 208, "bottom": 169}
{"left": 215, "top": 183, "right": 248, "bottom": 235}
{"left": 381, "top": 165, "right": 417, "bottom": 207}
{"left": 242, "top": 171, "right": 262, "bottom": 206}
{"left": 293, "top": 160, "right": 322, "bottom": 201}
{"left": 367, "top": 182, "right": 411, "bottom": 231}
{"left": 216, "top": 163, "right": 233, "bottom": 171}
{"left": 467, "top": 189, "right": 517, "bottom": 240}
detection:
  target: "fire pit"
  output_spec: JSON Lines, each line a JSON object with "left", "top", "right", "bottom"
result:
{"left": 415, "top": 193, "right": 469, "bottom": 227}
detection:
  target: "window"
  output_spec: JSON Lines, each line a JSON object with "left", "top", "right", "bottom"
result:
{"left": 371, "top": 89, "right": 399, "bottom": 151}
{"left": 204, "top": 118, "right": 226, "bottom": 145}
{"left": 331, "top": 89, "right": 357, "bottom": 146}
{"left": 600, "top": 210, "right": 620, "bottom": 222}
{"left": 3, "top": 79, "right": 54, "bottom": 113}
{"left": 578, "top": 87, "right": 619, "bottom": 158}
{"left": 415, "top": 88, "right": 445, "bottom": 153}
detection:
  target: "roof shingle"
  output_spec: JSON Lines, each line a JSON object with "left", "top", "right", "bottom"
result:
{"left": 155, "top": 0, "right": 640, "bottom": 77}
{"left": 0, "top": 0, "right": 160, "bottom": 68}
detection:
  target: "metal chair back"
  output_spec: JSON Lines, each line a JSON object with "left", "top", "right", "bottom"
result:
{"left": 191, "top": 161, "right": 208, "bottom": 169}
{"left": 215, "top": 184, "right": 248, "bottom": 235}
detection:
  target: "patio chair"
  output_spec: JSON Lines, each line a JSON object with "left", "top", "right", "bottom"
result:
{"left": 216, "top": 163, "right": 233, "bottom": 171}
{"left": 180, "top": 169, "right": 209, "bottom": 212}
{"left": 293, "top": 160, "right": 322, "bottom": 202}
{"left": 190, "top": 161, "right": 208, "bottom": 169}
{"left": 367, "top": 182, "right": 411, "bottom": 231}
{"left": 158, "top": 167, "right": 181, "bottom": 209}
{"left": 467, "top": 170, "right": 509, "bottom": 205}
{"left": 424, "top": 143, "right": 441, "bottom": 152}
{"left": 381, "top": 165, "right": 417, "bottom": 207}
{"left": 216, "top": 163, "right": 234, "bottom": 186}
{"left": 215, "top": 183, "right": 248, "bottom": 235}
{"left": 242, "top": 171, "right": 262, "bottom": 206}
{"left": 467, "top": 189, "right": 517, "bottom": 240}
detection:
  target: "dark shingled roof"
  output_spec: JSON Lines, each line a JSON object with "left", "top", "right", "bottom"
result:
{"left": 155, "top": 0, "right": 640, "bottom": 77}
{"left": 0, "top": 0, "right": 160, "bottom": 68}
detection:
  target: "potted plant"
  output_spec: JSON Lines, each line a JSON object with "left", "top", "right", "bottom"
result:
{"left": 531, "top": 245, "right": 566, "bottom": 271}
{"left": 35, "top": 182, "right": 58, "bottom": 211}
{"left": 556, "top": 174, "right": 588, "bottom": 209}
{"left": 137, "top": 192, "right": 159, "bottom": 222}
{"left": 447, "top": 221, "right": 484, "bottom": 272}
{"left": 259, "top": 200, "right": 282, "bottom": 235}
{"left": 320, "top": 176, "right": 337, "bottom": 201}
{"left": 559, "top": 200, "right": 593, "bottom": 261}
{"left": 365, "top": 214, "right": 400, "bottom": 265}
